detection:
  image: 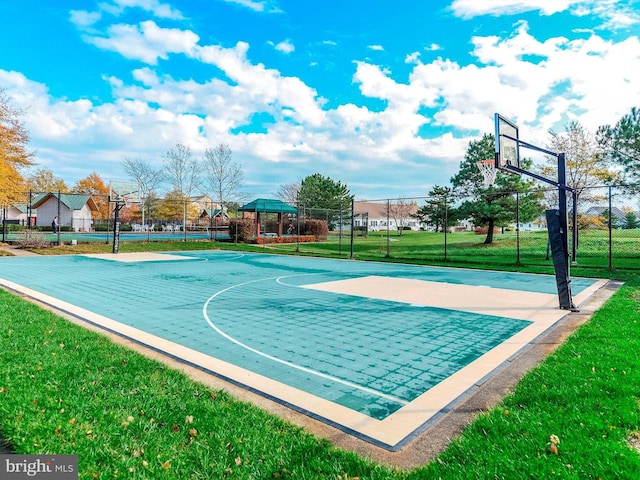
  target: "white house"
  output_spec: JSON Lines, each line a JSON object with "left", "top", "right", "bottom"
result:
{"left": 3, "top": 204, "right": 35, "bottom": 226}
{"left": 353, "top": 201, "right": 423, "bottom": 232}
{"left": 32, "top": 193, "right": 99, "bottom": 232}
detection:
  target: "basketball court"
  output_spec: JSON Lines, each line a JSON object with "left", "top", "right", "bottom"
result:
{"left": 0, "top": 250, "right": 610, "bottom": 456}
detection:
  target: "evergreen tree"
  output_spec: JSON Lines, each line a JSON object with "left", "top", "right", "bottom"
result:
{"left": 451, "top": 133, "right": 544, "bottom": 244}
{"left": 414, "top": 185, "right": 456, "bottom": 233}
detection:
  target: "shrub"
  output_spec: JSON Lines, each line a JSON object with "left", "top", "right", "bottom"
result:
{"left": 303, "top": 219, "right": 328, "bottom": 240}
{"left": 228, "top": 218, "right": 254, "bottom": 242}
{"left": 474, "top": 226, "right": 500, "bottom": 235}
{"left": 12, "top": 231, "right": 50, "bottom": 249}
{"left": 254, "top": 235, "right": 315, "bottom": 244}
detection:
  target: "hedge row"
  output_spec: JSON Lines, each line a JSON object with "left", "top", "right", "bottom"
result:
{"left": 254, "top": 235, "right": 316, "bottom": 244}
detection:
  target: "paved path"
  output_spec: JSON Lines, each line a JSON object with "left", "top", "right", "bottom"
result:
{"left": 0, "top": 245, "right": 39, "bottom": 256}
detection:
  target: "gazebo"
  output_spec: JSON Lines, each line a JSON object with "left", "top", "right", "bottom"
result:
{"left": 238, "top": 198, "right": 298, "bottom": 237}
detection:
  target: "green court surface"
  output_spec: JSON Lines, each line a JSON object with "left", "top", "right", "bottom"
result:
{"left": 0, "top": 251, "right": 603, "bottom": 449}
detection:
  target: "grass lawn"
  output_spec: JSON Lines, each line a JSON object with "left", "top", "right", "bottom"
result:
{"left": 1, "top": 241, "right": 640, "bottom": 478}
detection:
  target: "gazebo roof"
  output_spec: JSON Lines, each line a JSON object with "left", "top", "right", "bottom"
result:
{"left": 238, "top": 198, "right": 297, "bottom": 214}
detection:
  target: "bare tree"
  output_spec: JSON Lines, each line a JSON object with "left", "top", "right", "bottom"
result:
{"left": 389, "top": 198, "right": 415, "bottom": 236}
{"left": 122, "top": 156, "right": 163, "bottom": 199}
{"left": 276, "top": 181, "right": 301, "bottom": 205}
{"left": 162, "top": 143, "right": 201, "bottom": 197}
{"left": 162, "top": 143, "right": 201, "bottom": 229}
{"left": 122, "top": 156, "right": 164, "bottom": 226}
{"left": 540, "top": 122, "right": 620, "bottom": 211}
{"left": 202, "top": 144, "right": 244, "bottom": 209}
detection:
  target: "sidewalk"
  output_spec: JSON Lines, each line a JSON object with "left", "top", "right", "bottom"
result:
{"left": 0, "top": 245, "right": 39, "bottom": 256}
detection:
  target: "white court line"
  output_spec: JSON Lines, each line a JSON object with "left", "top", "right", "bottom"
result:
{"left": 202, "top": 275, "right": 409, "bottom": 406}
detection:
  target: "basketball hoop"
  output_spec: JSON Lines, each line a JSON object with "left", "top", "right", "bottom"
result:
{"left": 476, "top": 159, "right": 496, "bottom": 188}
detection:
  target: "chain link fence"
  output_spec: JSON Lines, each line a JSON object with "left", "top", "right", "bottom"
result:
{"left": 2, "top": 186, "right": 638, "bottom": 271}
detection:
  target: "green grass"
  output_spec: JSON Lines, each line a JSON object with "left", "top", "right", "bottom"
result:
{"left": 266, "top": 230, "right": 639, "bottom": 277}
{"left": 2, "top": 242, "right": 640, "bottom": 478}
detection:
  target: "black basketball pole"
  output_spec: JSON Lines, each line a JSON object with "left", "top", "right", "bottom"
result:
{"left": 498, "top": 135, "right": 578, "bottom": 311}
{"left": 112, "top": 202, "right": 124, "bottom": 254}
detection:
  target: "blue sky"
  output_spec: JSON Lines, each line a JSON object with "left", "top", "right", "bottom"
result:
{"left": 1, "top": 0, "right": 639, "bottom": 200}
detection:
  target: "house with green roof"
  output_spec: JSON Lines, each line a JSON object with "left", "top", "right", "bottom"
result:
{"left": 4, "top": 204, "right": 35, "bottom": 226}
{"left": 32, "top": 193, "right": 99, "bottom": 232}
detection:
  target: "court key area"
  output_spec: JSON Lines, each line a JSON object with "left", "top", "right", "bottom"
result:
{"left": 0, "top": 251, "right": 606, "bottom": 450}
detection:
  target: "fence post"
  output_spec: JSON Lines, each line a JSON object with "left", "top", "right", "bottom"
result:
{"left": 386, "top": 199, "right": 390, "bottom": 258}
{"left": 444, "top": 193, "right": 448, "bottom": 261}
{"left": 572, "top": 190, "right": 578, "bottom": 263}
{"left": 516, "top": 191, "right": 521, "bottom": 265}
{"left": 57, "top": 190, "right": 61, "bottom": 245}
{"left": 608, "top": 185, "right": 613, "bottom": 270}
{"left": 350, "top": 198, "right": 355, "bottom": 259}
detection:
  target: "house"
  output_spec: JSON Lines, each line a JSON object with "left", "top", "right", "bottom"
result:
{"left": 353, "top": 201, "right": 422, "bottom": 232}
{"left": 3, "top": 204, "right": 35, "bottom": 226}
{"left": 584, "top": 206, "right": 627, "bottom": 227}
{"left": 198, "top": 208, "right": 230, "bottom": 226}
{"left": 31, "top": 193, "right": 99, "bottom": 232}
{"left": 191, "top": 195, "right": 223, "bottom": 212}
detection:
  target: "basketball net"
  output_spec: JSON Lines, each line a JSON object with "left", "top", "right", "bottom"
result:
{"left": 121, "top": 196, "right": 135, "bottom": 208}
{"left": 476, "top": 159, "right": 496, "bottom": 188}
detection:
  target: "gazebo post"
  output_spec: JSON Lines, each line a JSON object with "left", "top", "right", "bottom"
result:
{"left": 256, "top": 212, "right": 261, "bottom": 237}
{"left": 277, "top": 212, "right": 283, "bottom": 237}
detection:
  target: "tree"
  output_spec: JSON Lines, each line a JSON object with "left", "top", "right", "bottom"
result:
{"left": 414, "top": 185, "right": 456, "bottom": 233}
{"left": 276, "top": 181, "right": 301, "bottom": 205}
{"left": 0, "top": 89, "right": 34, "bottom": 205}
{"left": 162, "top": 143, "right": 201, "bottom": 228}
{"left": 297, "top": 173, "right": 353, "bottom": 229}
{"left": 122, "top": 156, "right": 164, "bottom": 226}
{"left": 202, "top": 144, "right": 244, "bottom": 209}
{"left": 155, "top": 189, "right": 199, "bottom": 224}
{"left": 451, "top": 133, "right": 544, "bottom": 244}
{"left": 389, "top": 198, "right": 416, "bottom": 236}
{"left": 162, "top": 143, "right": 201, "bottom": 197}
{"left": 73, "top": 172, "right": 110, "bottom": 220}
{"left": 25, "top": 168, "right": 69, "bottom": 194}
{"left": 597, "top": 107, "right": 640, "bottom": 185}
{"left": 622, "top": 208, "right": 639, "bottom": 229}
{"left": 541, "top": 121, "right": 619, "bottom": 211}
{"left": 601, "top": 209, "right": 621, "bottom": 229}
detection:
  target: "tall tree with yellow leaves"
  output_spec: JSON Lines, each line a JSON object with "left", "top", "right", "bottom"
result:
{"left": 0, "top": 89, "right": 34, "bottom": 205}
{"left": 73, "top": 172, "right": 110, "bottom": 220}
{"left": 25, "top": 168, "right": 69, "bottom": 194}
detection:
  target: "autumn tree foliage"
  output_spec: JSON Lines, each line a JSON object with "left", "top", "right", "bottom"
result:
{"left": 540, "top": 121, "right": 619, "bottom": 210}
{"left": 0, "top": 89, "right": 34, "bottom": 205}
{"left": 26, "top": 168, "right": 69, "bottom": 194}
{"left": 155, "top": 189, "right": 199, "bottom": 224}
{"left": 73, "top": 172, "right": 110, "bottom": 219}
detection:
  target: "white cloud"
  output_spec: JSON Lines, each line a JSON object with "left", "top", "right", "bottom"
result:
{"left": 451, "top": 0, "right": 582, "bottom": 18}
{"left": 83, "top": 20, "right": 199, "bottom": 64}
{"left": 367, "top": 44, "right": 384, "bottom": 51}
{"left": 270, "top": 39, "right": 295, "bottom": 54}
{"left": 101, "top": 0, "right": 184, "bottom": 19}
{"left": 450, "top": 0, "right": 639, "bottom": 30}
{"left": 220, "top": 0, "right": 283, "bottom": 14}
{"left": 69, "top": 10, "right": 102, "bottom": 29}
